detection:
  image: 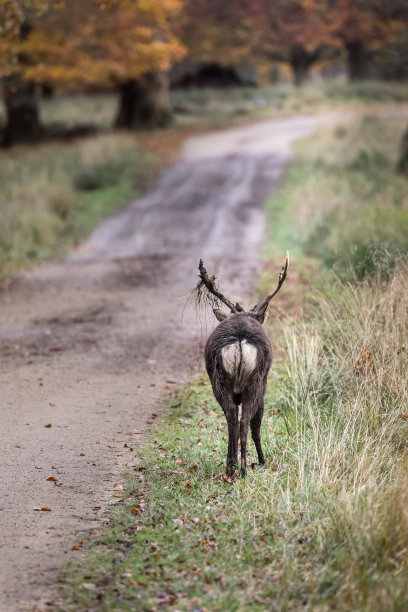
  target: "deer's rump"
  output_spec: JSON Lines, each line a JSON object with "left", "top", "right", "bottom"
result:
{"left": 221, "top": 339, "right": 258, "bottom": 394}
{"left": 204, "top": 315, "right": 273, "bottom": 404}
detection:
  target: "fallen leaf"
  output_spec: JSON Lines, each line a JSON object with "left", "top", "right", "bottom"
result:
{"left": 47, "top": 476, "right": 57, "bottom": 482}
{"left": 129, "top": 579, "right": 147, "bottom": 587}
{"left": 402, "top": 413, "right": 408, "bottom": 421}
{"left": 130, "top": 430, "right": 142, "bottom": 434}
{"left": 267, "top": 570, "right": 283, "bottom": 582}
{"left": 79, "top": 452, "right": 85, "bottom": 456}
{"left": 41, "top": 506, "right": 52, "bottom": 511}
{"left": 353, "top": 347, "right": 374, "bottom": 376}
{"left": 92, "top": 507, "right": 101, "bottom": 512}
{"left": 131, "top": 508, "right": 141, "bottom": 515}
{"left": 156, "top": 591, "right": 177, "bottom": 605}
{"left": 48, "top": 402, "right": 58, "bottom": 407}
{"left": 44, "top": 423, "right": 52, "bottom": 428}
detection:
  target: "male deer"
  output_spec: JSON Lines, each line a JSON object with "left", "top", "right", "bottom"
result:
{"left": 197, "top": 256, "right": 288, "bottom": 477}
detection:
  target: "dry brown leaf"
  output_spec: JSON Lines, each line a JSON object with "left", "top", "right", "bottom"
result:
{"left": 353, "top": 347, "right": 374, "bottom": 376}
{"left": 47, "top": 476, "right": 57, "bottom": 482}
{"left": 44, "top": 423, "right": 52, "bottom": 428}
{"left": 41, "top": 506, "right": 52, "bottom": 511}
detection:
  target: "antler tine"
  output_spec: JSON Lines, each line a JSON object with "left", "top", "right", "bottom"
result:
{"left": 198, "top": 259, "right": 238, "bottom": 314}
{"left": 251, "top": 252, "right": 289, "bottom": 317}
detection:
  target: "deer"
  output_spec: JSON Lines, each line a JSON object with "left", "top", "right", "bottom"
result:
{"left": 197, "top": 256, "right": 288, "bottom": 477}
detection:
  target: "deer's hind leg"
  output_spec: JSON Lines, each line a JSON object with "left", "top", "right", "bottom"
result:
{"left": 213, "top": 384, "right": 239, "bottom": 476}
{"left": 240, "top": 395, "right": 260, "bottom": 477}
{"left": 250, "top": 399, "right": 265, "bottom": 466}
{"left": 224, "top": 401, "right": 239, "bottom": 476}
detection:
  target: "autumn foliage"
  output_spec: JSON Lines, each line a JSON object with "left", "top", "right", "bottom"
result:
{"left": 0, "top": 0, "right": 407, "bottom": 144}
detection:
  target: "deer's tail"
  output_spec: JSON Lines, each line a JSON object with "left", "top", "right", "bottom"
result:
{"left": 221, "top": 340, "right": 257, "bottom": 393}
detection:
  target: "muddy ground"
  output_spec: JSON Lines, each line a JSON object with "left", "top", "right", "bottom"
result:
{"left": 0, "top": 116, "right": 317, "bottom": 611}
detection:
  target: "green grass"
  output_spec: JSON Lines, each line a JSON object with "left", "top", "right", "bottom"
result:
{"left": 265, "top": 113, "right": 408, "bottom": 280}
{"left": 0, "top": 134, "right": 157, "bottom": 277}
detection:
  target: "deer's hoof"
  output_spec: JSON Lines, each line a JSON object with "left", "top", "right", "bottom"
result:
{"left": 226, "top": 463, "right": 237, "bottom": 477}
{"left": 240, "top": 467, "right": 247, "bottom": 478}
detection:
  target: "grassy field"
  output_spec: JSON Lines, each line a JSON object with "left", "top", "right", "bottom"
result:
{"left": 171, "top": 80, "right": 408, "bottom": 126}
{"left": 2, "top": 82, "right": 408, "bottom": 132}
{"left": 58, "top": 111, "right": 408, "bottom": 610}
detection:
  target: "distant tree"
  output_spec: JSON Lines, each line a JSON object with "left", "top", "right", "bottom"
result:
{"left": 247, "top": 0, "right": 338, "bottom": 85}
{"left": 0, "top": 0, "right": 186, "bottom": 143}
{"left": 0, "top": 0, "right": 53, "bottom": 145}
{"left": 184, "top": 0, "right": 338, "bottom": 86}
{"left": 22, "top": 0, "right": 186, "bottom": 130}
{"left": 333, "top": 0, "right": 406, "bottom": 80}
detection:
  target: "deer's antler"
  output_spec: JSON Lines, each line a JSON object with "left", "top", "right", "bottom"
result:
{"left": 198, "top": 259, "right": 243, "bottom": 314}
{"left": 250, "top": 253, "right": 289, "bottom": 321}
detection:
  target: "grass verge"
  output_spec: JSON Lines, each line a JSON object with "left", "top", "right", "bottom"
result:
{"left": 59, "top": 112, "right": 408, "bottom": 610}
{"left": 265, "top": 112, "right": 408, "bottom": 280}
{"left": 0, "top": 134, "right": 158, "bottom": 278}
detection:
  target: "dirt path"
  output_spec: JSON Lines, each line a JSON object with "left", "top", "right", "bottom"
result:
{"left": 0, "top": 115, "right": 317, "bottom": 611}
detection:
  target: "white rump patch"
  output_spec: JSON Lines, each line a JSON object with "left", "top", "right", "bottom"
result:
{"left": 221, "top": 342, "right": 240, "bottom": 376}
{"left": 240, "top": 339, "right": 258, "bottom": 375}
{"left": 221, "top": 340, "right": 258, "bottom": 393}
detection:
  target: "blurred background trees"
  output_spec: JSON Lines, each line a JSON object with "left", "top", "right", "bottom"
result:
{"left": 0, "top": 0, "right": 407, "bottom": 145}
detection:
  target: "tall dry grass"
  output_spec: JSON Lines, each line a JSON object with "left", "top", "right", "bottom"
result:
{"left": 254, "top": 264, "right": 408, "bottom": 607}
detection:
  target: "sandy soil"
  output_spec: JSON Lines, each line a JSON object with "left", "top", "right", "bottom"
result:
{"left": 0, "top": 115, "right": 317, "bottom": 611}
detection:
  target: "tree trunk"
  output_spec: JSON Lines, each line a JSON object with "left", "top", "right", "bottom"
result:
{"left": 115, "top": 72, "right": 172, "bottom": 130}
{"left": 289, "top": 46, "right": 315, "bottom": 86}
{"left": 3, "top": 81, "right": 41, "bottom": 147}
{"left": 397, "top": 124, "right": 408, "bottom": 174}
{"left": 41, "top": 84, "right": 54, "bottom": 99}
{"left": 346, "top": 41, "right": 369, "bottom": 81}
